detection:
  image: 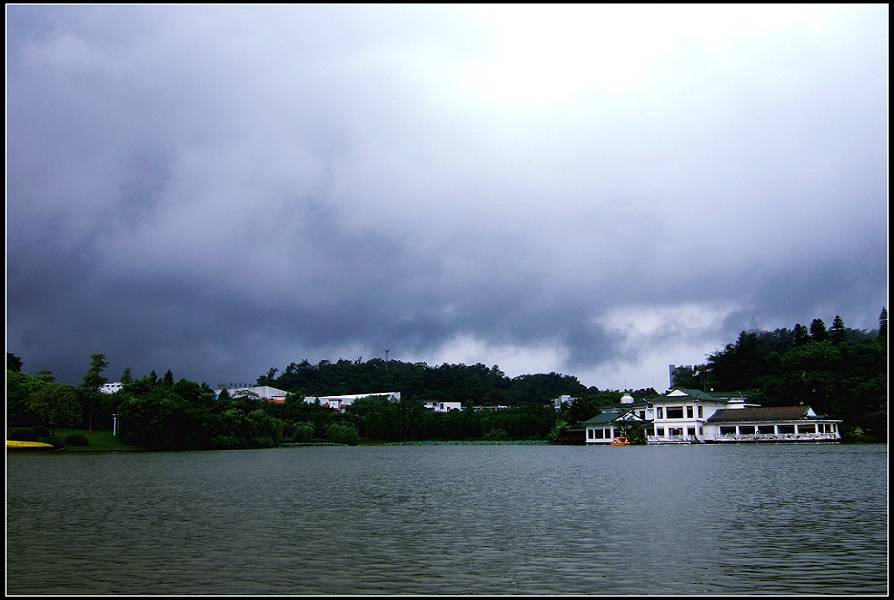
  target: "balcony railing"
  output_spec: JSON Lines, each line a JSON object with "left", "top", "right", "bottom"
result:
{"left": 647, "top": 435, "right": 697, "bottom": 444}
{"left": 710, "top": 432, "right": 840, "bottom": 442}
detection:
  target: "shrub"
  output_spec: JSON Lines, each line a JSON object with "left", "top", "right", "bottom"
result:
{"left": 484, "top": 428, "right": 509, "bottom": 441}
{"left": 293, "top": 422, "right": 315, "bottom": 443}
{"left": 65, "top": 434, "right": 89, "bottom": 447}
{"left": 210, "top": 435, "right": 246, "bottom": 450}
{"left": 326, "top": 423, "right": 359, "bottom": 445}
{"left": 32, "top": 426, "right": 51, "bottom": 438}
{"left": 10, "top": 428, "right": 38, "bottom": 442}
{"left": 39, "top": 436, "right": 65, "bottom": 449}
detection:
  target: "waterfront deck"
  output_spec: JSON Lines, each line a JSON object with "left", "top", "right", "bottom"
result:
{"left": 706, "top": 433, "right": 841, "bottom": 443}
{"left": 647, "top": 433, "right": 841, "bottom": 444}
{"left": 647, "top": 436, "right": 696, "bottom": 445}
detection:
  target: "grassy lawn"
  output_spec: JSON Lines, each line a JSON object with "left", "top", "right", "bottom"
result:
{"left": 47, "top": 428, "right": 146, "bottom": 451}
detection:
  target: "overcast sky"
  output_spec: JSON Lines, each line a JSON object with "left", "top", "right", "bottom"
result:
{"left": 6, "top": 4, "right": 888, "bottom": 391}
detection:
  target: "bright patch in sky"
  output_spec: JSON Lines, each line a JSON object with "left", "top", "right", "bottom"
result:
{"left": 437, "top": 5, "right": 847, "bottom": 110}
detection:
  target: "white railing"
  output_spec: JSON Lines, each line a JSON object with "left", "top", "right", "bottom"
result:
{"left": 647, "top": 435, "right": 697, "bottom": 444}
{"left": 710, "top": 432, "right": 840, "bottom": 442}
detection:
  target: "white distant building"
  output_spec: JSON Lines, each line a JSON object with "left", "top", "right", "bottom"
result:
{"left": 99, "top": 382, "right": 124, "bottom": 394}
{"left": 216, "top": 385, "right": 288, "bottom": 403}
{"left": 422, "top": 400, "right": 463, "bottom": 413}
{"left": 303, "top": 392, "right": 401, "bottom": 412}
{"left": 551, "top": 395, "right": 577, "bottom": 410}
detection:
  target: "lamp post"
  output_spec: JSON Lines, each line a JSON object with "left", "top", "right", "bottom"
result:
{"left": 112, "top": 414, "right": 118, "bottom": 436}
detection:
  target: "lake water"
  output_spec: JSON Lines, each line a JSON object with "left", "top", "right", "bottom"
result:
{"left": 6, "top": 443, "right": 888, "bottom": 595}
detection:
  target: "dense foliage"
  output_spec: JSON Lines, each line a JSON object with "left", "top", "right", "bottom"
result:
{"left": 5, "top": 308, "right": 887, "bottom": 448}
{"left": 256, "top": 358, "right": 590, "bottom": 406}
{"left": 670, "top": 311, "right": 887, "bottom": 442}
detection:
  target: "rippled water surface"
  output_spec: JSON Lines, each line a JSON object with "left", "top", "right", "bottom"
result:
{"left": 6, "top": 443, "right": 888, "bottom": 595}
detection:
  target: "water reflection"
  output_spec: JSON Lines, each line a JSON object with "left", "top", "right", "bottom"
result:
{"left": 6, "top": 444, "right": 888, "bottom": 595}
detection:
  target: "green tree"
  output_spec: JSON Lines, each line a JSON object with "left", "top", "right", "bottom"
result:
{"left": 7, "top": 352, "right": 23, "bottom": 372}
{"left": 36, "top": 370, "right": 56, "bottom": 383}
{"left": 345, "top": 395, "right": 400, "bottom": 441}
{"left": 292, "top": 421, "right": 316, "bottom": 442}
{"left": 615, "top": 417, "right": 648, "bottom": 445}
{"left": 6, "top": 369, "right": 47, "bottom": 431}
{"left": 28, "top": 384, "right": 82, "bottom": 435}
{"left": 258, "top": 367, "right": 279, "bottom": 386}
{"left": 550, "top": 418, "right": 568, "bottom": 443}
{"left": 163, "top": 369, "right": 174, "bottom": 387}
{"left": 81, "top": 354, "right": 109, "bottom": 434}
{"left": 809, "top": 319, "right": 828, "bottom": 342}
{"left": 326, "top": 422, "right": 359, "bottom": 445}
{"left": 793, "top": 323, "right": 810, "bottom": 346}
{"left": 171, "top": 379, "right": 216, "bottom": 407}
{"left": 829, "top": 315, "right": 847, "bottom": 344}
{"left": 121, "top": 367, "right": 133, "bottom": 384}
{"left": 668, "top": 365, "right": 708, "bottom": 390}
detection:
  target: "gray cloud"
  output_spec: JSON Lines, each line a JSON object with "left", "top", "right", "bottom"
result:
{"left": 7, "top": 5, "right": 887, "bottom": 389}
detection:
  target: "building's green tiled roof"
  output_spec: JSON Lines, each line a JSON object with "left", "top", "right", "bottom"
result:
{"left": 581, "top": 411, "right": 620, "bottom": 425}
{"left": 580, "top": 410, "right": 652, "bottom": 426}
{"left": 647, "top": 388, "right": 749, "bottom": 403}
{"left": 706, "top": 406, "right": 814, "bottom": 423}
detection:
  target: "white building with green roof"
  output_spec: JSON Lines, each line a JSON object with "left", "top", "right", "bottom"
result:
{"left": 581, "top": 388, "right": 841, "bottom": 444}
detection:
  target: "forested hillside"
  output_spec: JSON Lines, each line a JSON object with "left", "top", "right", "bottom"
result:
{"left": 256, "top": 358, "right": 592, "bottom": 406}
{"left": 6, "top": 309, "right": 887, "bottom": 447}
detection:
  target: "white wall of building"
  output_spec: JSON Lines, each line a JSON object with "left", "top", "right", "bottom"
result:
{"left": 216, "top": 385, "right": 288, "bottom": 402}
{"left": 422, "top": 401, "right": 463, "bottom": 413}
{"left": 303, "top": 392, "right": 401, "bottom": 412}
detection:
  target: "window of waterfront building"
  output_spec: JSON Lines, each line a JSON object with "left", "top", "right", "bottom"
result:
{"left": 798, "top": 424, "right": 816, "bottom": 434}
{"left": 757, "top": 425, "right": 774, "bottom": 434}
{"left": 588, "top": 430, "right": 594, "bottom": 440}
{"left": 720, "top": 426, "right": 736, "bottom": 435}
{"left": 778, "top": 425, "right": 795, "bottom": 434}
{"left": 686, "top": 406, "right": 694, "bottom": 418}
{"left": 738, "top": 426, "right": 755, "bottom": 435}
{"left": 697, "top": 406, "right": 703, "bottom": 418}
{"left": 666, "top": 407, "right": 684, "bottom": 419}
{"left": 657, "top": 427, "right": 665, "bottom": 436}
{"left": 657, "top": 407, "right": 664, "bottom": 419}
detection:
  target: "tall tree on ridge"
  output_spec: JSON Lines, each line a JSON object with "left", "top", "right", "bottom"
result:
{"left": 81, "top": 353, "right": 108, "bottom": 434}
{"left": 829, "top": 315, "right": 847, "bottom": 344}
{"left": 7, "top": 352, "right": 23, "bottom": 372}
{"left": 793, "top": 323, "right": 810, "bottom": 346}
{"left": 809, "top": 319, "right": 828, "bottom": 342}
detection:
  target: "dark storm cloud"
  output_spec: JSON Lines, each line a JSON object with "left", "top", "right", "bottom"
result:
{"left": 6, "top": 5, "right": 888, "bottom": 388}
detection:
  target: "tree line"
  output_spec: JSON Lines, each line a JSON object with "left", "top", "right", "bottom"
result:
{"left": 6, "top": 308, "right": 887, "bottom": 448}
{"left": 667, "top": 310, "right": 887, "bottom": 441}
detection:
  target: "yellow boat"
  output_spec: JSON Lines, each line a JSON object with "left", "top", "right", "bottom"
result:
{"left": 610, "top": 436, "right": 630, "bottom": 446}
